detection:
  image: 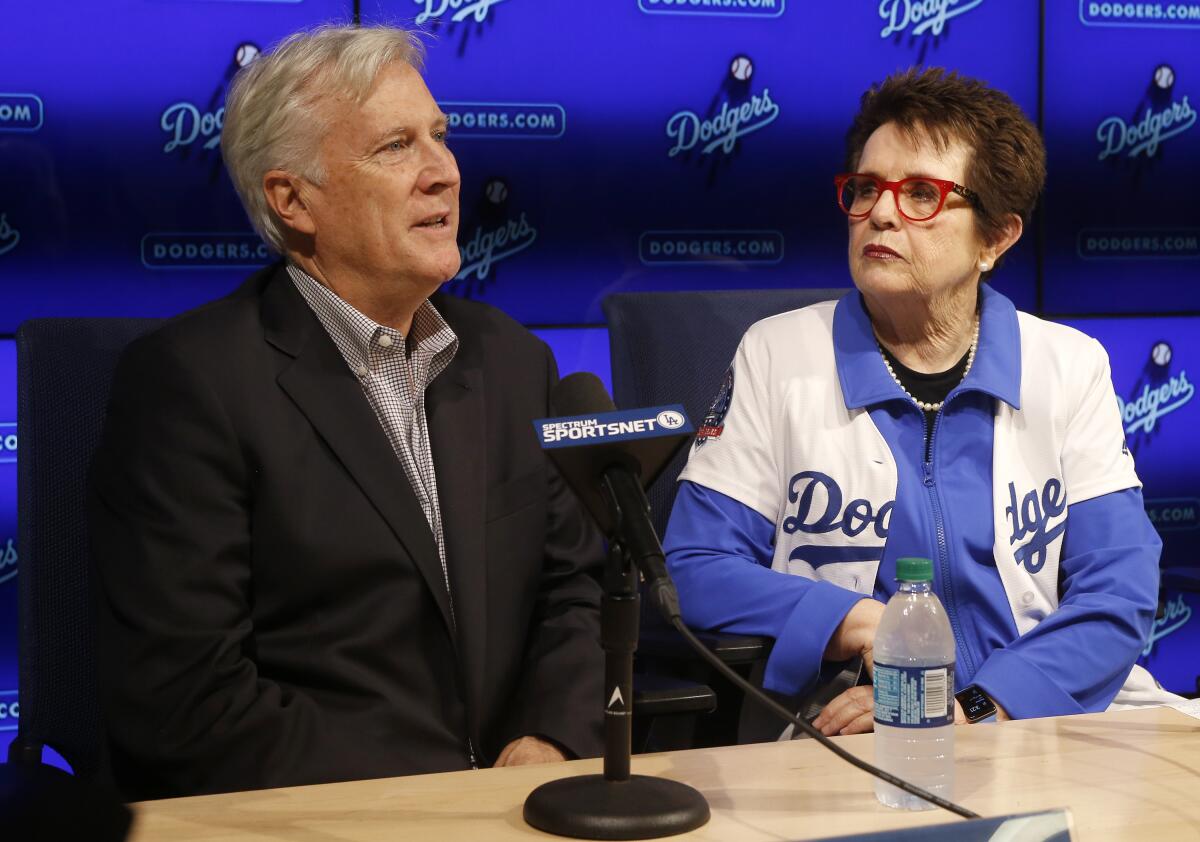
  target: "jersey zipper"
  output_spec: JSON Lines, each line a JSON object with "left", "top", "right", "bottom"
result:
{"left": 921, "top": 400, "right": 976, "bottom": 678}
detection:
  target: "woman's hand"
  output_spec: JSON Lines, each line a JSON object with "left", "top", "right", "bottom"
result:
{"left": 824, "top": 598, "right": 887, "bottom": 674}
{"left": 812, "top": 691, "right": 969, "bottom": 737}
{"left": 812, "top": 685, "right": 876, "bottom": 736}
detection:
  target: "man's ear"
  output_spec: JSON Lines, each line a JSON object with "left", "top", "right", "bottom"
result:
{"left": 262, "top": 170, "right": 316, "bottom": 237}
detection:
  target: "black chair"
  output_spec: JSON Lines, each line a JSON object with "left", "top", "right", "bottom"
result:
{"left": 604, "top": 288, "right": 848, "bottom": 747}
{"left": 6, "top": 315, "right": 707, "bottom": 773}
{"left": 8, "top": 319, "right": 163, "bottom": 784}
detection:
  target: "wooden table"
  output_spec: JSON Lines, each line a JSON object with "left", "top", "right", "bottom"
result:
{"left": 127, "top": 706, "right": 1200, "bottom": 841}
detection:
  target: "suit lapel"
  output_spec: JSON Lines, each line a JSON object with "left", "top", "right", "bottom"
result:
{"left": 426, "top": 352, "right": 488, "bottom": 726}
{"left": 260, "top": 270, "right": 456, "bottom": 638}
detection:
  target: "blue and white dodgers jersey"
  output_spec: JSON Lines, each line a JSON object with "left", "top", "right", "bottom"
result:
{"left": 677, "top": 287, "right": 1179, "bottom": 711}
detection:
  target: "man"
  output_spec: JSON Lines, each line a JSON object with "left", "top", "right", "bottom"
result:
{"left": 88, "top": 25, "right": 605, "bottom": 800}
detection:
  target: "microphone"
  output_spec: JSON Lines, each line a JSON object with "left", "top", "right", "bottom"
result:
{"left": 531, "top": 374, "right": 981, "bottom": 827}
{"left": 525, "top": 372, "right": 712, "bottom": 839}
{"left": 536, "top": 372, "right": 692, "bottom": 620}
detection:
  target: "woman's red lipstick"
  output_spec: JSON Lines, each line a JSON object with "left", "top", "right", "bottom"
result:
{"left": 863, "top": 244, "right": 901, "bottom": 260}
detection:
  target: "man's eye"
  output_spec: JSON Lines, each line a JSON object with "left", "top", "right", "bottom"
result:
{"left": 434, "top": 129, "right": 449, "bottom": 143}
{"left": 384, "top": 140, "right": 406, "bottom": 153}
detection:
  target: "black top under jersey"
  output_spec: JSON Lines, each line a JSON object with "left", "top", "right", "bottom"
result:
{"left": 878, "top": 343, "right": 971, "bottom": 461}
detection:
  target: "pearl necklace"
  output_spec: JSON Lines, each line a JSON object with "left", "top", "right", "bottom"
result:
{"left": 876, "top": 316, "right": 980, "bottom": 412}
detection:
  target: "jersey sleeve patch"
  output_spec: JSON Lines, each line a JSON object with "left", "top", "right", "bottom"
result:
{"left": 695, "top": 365, "right": 734, "bottom": 449}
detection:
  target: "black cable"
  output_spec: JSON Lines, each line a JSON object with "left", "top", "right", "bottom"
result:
{"left": 668, "top": 615, "right": 980, "bottom": 820}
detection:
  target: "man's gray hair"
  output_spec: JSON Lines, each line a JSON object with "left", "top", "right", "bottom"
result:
{"left": 221, "top": 25, "right": 425, "bottom": 253}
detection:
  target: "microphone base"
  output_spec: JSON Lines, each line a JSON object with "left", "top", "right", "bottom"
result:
{"left": 524, "top": 773, "right": 710, "bottom": 840}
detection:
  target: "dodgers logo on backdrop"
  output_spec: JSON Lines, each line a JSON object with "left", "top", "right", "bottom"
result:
{"left": 782, "top": 471, "right": 893, "bottom": 567}
{"left": 878, "top": 0, "right": 985, "bottom": 38}
{"left": 695, "top": 366, "right": 734, "bottom": 449}
{"left": 162, "top": 102, "right": 225, "bottom": 153}
{"left": 666, "top": 88, "right": 779, "bottom": 157}
{"left": 1118, "top": 370, "right": 1194, "bottom": 434}
{"left": 1142, "top": 593, "right": 1193, "bottom": 656}
{"left": 0, "top": 214, "right": 19, "bottom": 257}
{"left": 1005, "top": 478, "right": 1066, "bottom": 574}
{"left": 0, "top": 93, "right": 44, "bottom": 132}
{"left": 637, "top": 0, "right": 785, "bottom": 18}
{"left": 0, "top": 538, "right": 16, "bottom": 585}
{"left": 455, "top": 212, "right": 538, "bottom": 282}
{"left": 415, "top": 0, "right": 508, "bottom": 24}
{"left": 1096, "top": 73, "right": 1196, "bottom": 160}
{"left": 161, "top": 42, "right": 260, "bottom": 155}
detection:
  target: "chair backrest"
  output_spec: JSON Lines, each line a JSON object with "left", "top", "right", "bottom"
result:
{"left": 602, "top": 289, "right": 847, "bottom": 538}
{"left": 14, "top": 318, "right": 163, "bottom": 780}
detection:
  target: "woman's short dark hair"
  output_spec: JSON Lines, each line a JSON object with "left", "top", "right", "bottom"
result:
{"left": 845, "top": 67, "right": 1046, "bottom": 255}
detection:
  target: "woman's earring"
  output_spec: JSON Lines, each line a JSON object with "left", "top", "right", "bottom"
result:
{"left": 978, "top": 260, "right": 991, "bottom": 272}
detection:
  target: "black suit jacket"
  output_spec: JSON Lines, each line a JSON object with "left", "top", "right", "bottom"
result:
{"left": 88, "top": 264, "right": 605, "bottom": 800}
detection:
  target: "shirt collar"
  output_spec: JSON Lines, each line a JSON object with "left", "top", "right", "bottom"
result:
{"left": 833, "top": 283, "right": 1021, "bottom": 411}
{"left": 286, "top": 263, "right": 458, "bottom": 376}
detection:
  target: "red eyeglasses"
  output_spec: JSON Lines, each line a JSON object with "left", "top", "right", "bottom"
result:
{"left": 835, "top": 173, "right": 980, "bottom": 222}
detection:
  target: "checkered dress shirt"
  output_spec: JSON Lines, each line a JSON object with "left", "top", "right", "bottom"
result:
{"left": 288, "top": 264, "right": 461, "bottom": 626}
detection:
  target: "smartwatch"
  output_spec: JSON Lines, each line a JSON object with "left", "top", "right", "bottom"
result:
{"left": 955, "top": 685, "right": 998, "bottom": 723}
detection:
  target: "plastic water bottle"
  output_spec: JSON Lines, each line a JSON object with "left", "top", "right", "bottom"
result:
{"left": 872, "top": 556, "right": 955, "bottom": 810}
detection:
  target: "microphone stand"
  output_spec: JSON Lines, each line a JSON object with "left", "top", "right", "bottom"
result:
{"left": 522, "top": 471, "right": 710, "bottom": 840}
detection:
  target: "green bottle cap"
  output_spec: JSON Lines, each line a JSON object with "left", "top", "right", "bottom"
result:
{"left": 896, "top": 557, "right": 934, "bottom": 582}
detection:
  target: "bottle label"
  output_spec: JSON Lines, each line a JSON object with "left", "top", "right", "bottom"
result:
{"left": 873, "top": 662, "right": 955, "bottom": 728}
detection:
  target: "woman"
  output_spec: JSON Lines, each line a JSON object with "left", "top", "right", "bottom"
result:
{"left": 663, "top": 68, "right": 1179, "bottom": 737}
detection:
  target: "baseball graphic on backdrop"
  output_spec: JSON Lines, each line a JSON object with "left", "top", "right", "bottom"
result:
{"left": 485, "top": 178, "right": 509, "bottom": 205}
{"left": 236, "top": 43, "right": 261, "bottom": 68}
{"left": 1151, "top": 341, "right": 1172, "bottom": 367}
{"left": 730, "top": 55, "right": 753, "bottom": 82}
{"left": 1153, "top": 64, "right": 1175, "bottom": 91}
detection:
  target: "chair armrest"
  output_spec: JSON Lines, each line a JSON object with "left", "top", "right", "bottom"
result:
{"left": 638, "top": 625, "right": 773, "bottom": 665}
{"left": 632, "top": 674, "right": 717, "bottom": 717}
